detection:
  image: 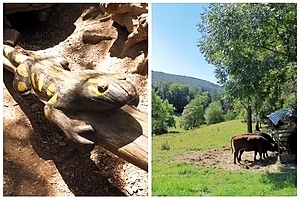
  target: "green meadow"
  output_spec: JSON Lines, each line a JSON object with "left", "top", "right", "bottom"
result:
{"left": 152, "top": 119, "right": 297, "bottom": 196}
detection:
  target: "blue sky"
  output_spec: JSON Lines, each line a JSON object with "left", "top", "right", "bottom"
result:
{"left": 152, "top": 3, "right": 218, "bottom": 84}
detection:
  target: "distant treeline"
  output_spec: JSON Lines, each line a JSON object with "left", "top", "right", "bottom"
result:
{"left": 152, "top": 81, "right": 224, "bottom": 113}
{"left": 152, "top": 81, "right": 235, "bottom": 134}
{"left": 152, "top": 71, "right": 224, "bottom": 94}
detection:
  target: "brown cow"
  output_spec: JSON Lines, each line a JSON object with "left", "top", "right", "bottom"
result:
{"left": 231, "top": 134, "right": 277, "bottom": 164}
{"left": 239, "top": 133, "right": 279, "bottom": 159}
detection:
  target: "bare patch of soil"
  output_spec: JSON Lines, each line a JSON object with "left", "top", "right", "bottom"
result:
{"left": 3, "top": 4, "right": 148, "bottom": 196}
{"left": 177, "top": 147, "right": 296, "bottom": 173}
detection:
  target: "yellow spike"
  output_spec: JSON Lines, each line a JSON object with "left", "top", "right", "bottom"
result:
{"left": 30, "top": 73, "right": 37, "bottom": 89}
{"left": 38, "top": 77, "right": 44, "bottom": 92}
{"left": 17, "top": 81, "right": 29, "bottom": 92}
{"left": 87, "top": 78, "right": 100, "bottom": 83}
{"left": 14, "top": 54, "right": 28, "bottom": 64}
{"left": 48, "top": 93, "right": 58, "bottom": 104}
{"left": 49, "top": 70, "right": 59, "bottom": 78}
{"left": 16, "top": 64, "right": 29, "bottom": 77}
{"left": 46, "top": 83, "right": 56, "bottom": 97}
{"left": 34, "top": 62, "right": 45, "bottom": 69}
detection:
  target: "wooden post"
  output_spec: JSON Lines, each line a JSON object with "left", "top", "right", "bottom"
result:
{"left": 73, "top": 105, "right": 148, "bottom": 171}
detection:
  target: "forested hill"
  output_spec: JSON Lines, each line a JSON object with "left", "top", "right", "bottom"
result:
{"left": 152, "top": 71, "right": 223, "bottom": 93}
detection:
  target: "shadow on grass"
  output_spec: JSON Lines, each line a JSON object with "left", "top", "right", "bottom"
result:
{"left": 261, "top": 167, "right": 296, "bottom": 190}
{"left": 246, "top": 154, "right": 278, "bottom": 168}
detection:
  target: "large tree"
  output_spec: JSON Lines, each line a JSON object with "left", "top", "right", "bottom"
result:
{"left": 152, "top": 81, "right": 171, "bottom": 100}
{"left": 204, "top": 101, "right": 225, "bottom": 125}
{"left": 168, "top": 83, "right": 192, "bottom": 112}
{"left": 179, "top": 94, "right": 210, "bottom": 130}
{"left": 197, "top": 3, "right": 296, "bottom": 132}
{"left": 153, "top": 82, "right": 196, "bottom": 113}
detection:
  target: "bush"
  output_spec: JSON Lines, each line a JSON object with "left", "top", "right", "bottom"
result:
{"left": 179, "top": 95, "right": 206, "bottom": 130}
{"left": 204, "top": 101, "right": 225, "bottom": 124}
{"left": 152, "top": 90, "right": 176, "bottom": 135}
{"left": 161, "top": 140, "right": 170, "bottom": 151}
{"left": 225, "top": 110, "right": 236, "bottom": 121}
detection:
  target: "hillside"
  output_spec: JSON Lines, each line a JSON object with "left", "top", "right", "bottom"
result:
{"left": 152, "top": 71, "right": 223, "bottom": 93}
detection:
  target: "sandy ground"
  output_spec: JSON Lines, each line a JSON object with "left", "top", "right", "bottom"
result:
{"left": 176, "top": 147, "right": 296, "bottom": 173}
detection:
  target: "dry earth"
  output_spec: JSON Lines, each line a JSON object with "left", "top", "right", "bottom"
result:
{"left": 177, "top": 147, "right": 296, "bottom": 173}
{"left": 3, "top": 4, "right": 148, "bottom": 196}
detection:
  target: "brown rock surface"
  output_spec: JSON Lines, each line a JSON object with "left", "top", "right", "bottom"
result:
{"left": 3, "top": 3, "right": 148, "bottom": 196}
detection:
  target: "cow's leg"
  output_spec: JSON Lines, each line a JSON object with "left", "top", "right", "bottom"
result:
{"left": 254, "top": 151, "right": 257, "bottom": 161}
{"left": 238, "top": 150, "right": 244, "bottom": 162}
{"left": 234, "top": 150, "right": 239, "bottom": 164}
{"left": 258, "top": 151, "right": 263, "bottom": 162}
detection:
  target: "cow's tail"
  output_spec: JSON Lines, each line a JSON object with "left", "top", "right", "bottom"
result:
{"left": 230, "top": 136, "right": 235, "bottom": 153}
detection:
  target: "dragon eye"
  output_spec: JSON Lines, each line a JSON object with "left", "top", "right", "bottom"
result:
{"left": 98, "top": 84, "right": 108, "bottom": 93}
{"left": 97, "top": 80, "right": 109, "bottom": 93}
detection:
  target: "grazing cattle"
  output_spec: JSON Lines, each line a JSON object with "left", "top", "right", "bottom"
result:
{"left": 239, "top": 133, "right": 278, "bottom": 159}
{"left": 258, "top": 132, "right": 276, "bottom": 144}
{"left": 231, "top": 134, "right": 277, "bottom": 164}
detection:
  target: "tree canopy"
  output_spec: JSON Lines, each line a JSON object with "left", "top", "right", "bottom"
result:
{"left": 204, "top": 101, "right": 225, "bottom": 125}
{"left": 179, "top": 95, "right": 206, "bottom": 130}
{"left": 152, "top": 90, "right": 176, "bottom": 135}
{"left": 197, "top": 3, "right": 296, "bottom": 132}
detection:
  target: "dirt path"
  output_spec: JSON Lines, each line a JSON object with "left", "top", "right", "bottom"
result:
{"left": 177, "top": 147, "right": 296, "bottom": 173}
{"left": 3, "top": 4, "right": 148, "bottom": 196}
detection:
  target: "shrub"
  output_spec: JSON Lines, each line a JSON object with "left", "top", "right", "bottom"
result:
{"left": 225, "top": 110, "right": 236, "bottom": 121}
{"left": 204, "top": 101, "right": 225, "bottom": 124}
{"left": 161, "top": 140, "right": 170, "bottom": 151}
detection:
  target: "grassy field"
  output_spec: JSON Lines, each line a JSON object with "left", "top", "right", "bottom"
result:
{"left": 152, "top": 119, "right": 297, "bottom": 196}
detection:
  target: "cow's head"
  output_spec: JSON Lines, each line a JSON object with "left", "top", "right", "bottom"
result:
{"left": 269, "top": 143, "right": 279, "bottom": 152}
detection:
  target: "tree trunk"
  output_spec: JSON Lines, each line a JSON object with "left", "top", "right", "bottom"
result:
{"left": 247, "top": 104, "right": 253, "bottom": 133}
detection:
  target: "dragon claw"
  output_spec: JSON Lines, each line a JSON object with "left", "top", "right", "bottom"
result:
{"left": 71, "top": 132, "right": 94, "bottom": 145}
{"left": 64, "top": 125, "right": 94, "bottom": 145}
{"left": 74, "top": 124, "right": 94, "bottom": 133}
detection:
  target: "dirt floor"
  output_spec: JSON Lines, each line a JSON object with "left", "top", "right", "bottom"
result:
{"left": 177, "top": 147, "right": 296, "bottom": 173}
{"left": 3, "top": 4, "right": 148, "bottom": 196}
